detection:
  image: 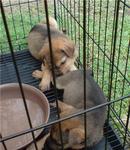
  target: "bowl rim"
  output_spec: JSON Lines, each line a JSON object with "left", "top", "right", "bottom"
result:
{"left": 0, "top": 83, "right": 50, "bottom": 149}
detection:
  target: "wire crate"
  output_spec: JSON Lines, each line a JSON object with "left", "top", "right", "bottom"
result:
{"left": 0, "top": 0, "right": 130, "bottom": 150}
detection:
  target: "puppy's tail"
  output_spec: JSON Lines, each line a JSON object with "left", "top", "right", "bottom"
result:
{"left": 39, "top": 16, "right": 58, "bottom": 29}
{"left": 48, "top": 16, "right": 58, "bottom": 29}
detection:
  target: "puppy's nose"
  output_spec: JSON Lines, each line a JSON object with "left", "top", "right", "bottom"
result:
{"left": 54, "top": 65, "right": 60, "bottom": 70}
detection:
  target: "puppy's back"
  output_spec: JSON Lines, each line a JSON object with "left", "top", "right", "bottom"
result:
{"left": 56, "top": 70, "right": 106, "bottom": 107}
{"left": 28, "top": 24, "right": 64, "bottom": 59}
{"left": 56, "top": 70, "right": 107, "bottom": 146}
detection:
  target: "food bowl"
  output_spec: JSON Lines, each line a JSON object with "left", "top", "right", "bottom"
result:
{"left": 0, "top": 83, "right": 50, "bottom": 150}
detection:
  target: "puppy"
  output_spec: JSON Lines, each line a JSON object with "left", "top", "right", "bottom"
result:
{"left": 46, "top": 101, "right": 84, "bottom": 150}
{"left": 46, "top": 70, "right": 107, "bottom": 149}
{"left": 28, "top": 17, "right": 77, "bottom": 91}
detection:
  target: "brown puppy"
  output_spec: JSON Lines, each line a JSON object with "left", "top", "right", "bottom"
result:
{"left": 48, "top": 101, "right": 85, "bottom": 150}
{"left": 46, "top": 70, "right": 107, "bottom": 149}
{"left": 28, "top": 17, "right": 77, "bottom": 91}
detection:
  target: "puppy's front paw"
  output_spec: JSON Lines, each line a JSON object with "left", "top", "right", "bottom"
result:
{"left": 32, "top": 70, "right": 43, "bottom": 79}
{"left": 39, "top": 80, "right": 50, "bottom": 91}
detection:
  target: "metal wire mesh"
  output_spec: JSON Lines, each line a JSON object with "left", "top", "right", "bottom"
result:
{"left": 0, "top": 0, "right": 130, "bottom": 149}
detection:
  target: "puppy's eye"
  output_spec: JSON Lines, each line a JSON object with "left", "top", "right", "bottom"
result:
{"left": 61, "top": 60, "right": 66, "bottom": 65}
{"left": 60, "top": 56, "right": 67, "bottom": 65}
{"left": 61, "top": 49, "right": 65, "bottom": 53}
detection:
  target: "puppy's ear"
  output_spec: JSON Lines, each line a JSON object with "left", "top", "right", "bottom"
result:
{"left": 61, "top": 119, "right": 81, "bottom": 131}
{"left": 57, "top": 100, "right": 76, "bottom": 114}
{"left": 38, "top": 48, "right": 46, "bottom": 60}
{"left": 62, "top": 40, "right": 75, "bottom": 58}
{"left": 51, "top": 118, "right": 81, "bottom": 135}
{"left": 38, "top": 44, "right": 49, "bottom": 60}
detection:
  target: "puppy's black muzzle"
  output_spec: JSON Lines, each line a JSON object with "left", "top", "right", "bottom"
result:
{"left": 52, "top": 68, "right": 63, "bottom": 77}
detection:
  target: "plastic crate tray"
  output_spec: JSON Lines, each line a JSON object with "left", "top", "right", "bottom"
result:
{"left": 0, "top": 50, "right": 123, "bottom": 150}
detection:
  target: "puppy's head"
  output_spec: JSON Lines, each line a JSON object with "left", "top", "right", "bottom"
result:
{"left": 39, "top": 37, "right": 78, "bottom": 76}
{"left": 49, "top": 120, "right": 85, "bottom": 150}
{"left": 47, "top": 101, "right": 85, "bottom": 150}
